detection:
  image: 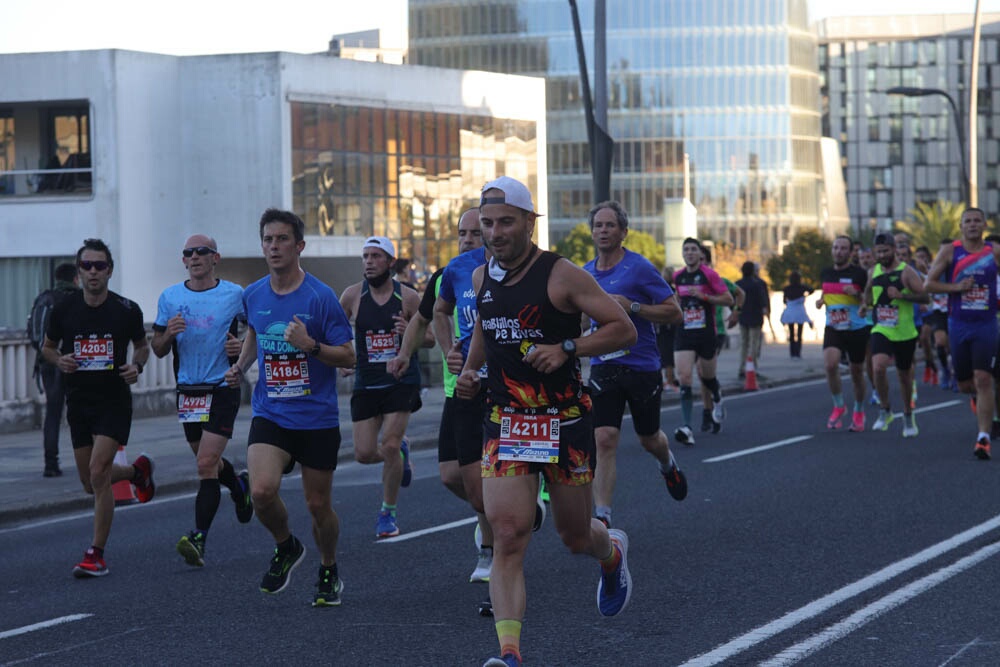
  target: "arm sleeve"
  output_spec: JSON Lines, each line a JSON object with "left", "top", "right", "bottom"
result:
{"left": 418, "top": 268, "right": 444, "bottom": 320}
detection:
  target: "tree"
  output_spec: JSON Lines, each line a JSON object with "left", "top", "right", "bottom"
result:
{"left": 765, "top": 229, "right": 830, "bottom": 290}
{"left": 894, "top": 200, "right": 965, "bottom": 250}
{"left": 553, "top": 223, "right": 666, "bottom": 270}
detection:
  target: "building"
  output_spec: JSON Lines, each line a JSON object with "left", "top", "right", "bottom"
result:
{"left": 409, "top": 0, "right": 837, "bottom": 253}
{"left": 816, "top": 13, "right": 1000, "bottom": 236}
{"left": 326, "top": 29, "right": 408, "bottom": 64}
{"left": 0, "top": 49, "right": 546, "bottom": 329}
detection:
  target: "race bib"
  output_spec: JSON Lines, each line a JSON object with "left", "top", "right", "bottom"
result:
{"left": 961, "top": 285, "right": 989, "bottom": 311}
{"left": 875, "top": 305, "right": 899, "bottom": 327}
{"left": 177, "top": 392, "right": 212, "bottom": 423}
{"left": 498, "top": 413, "right": 560, "bottom": 463}
{"left": 264, "top": 352, "right": 311, "bottom": 397}
{"left": 365, "top": 331, "right": 398, "bottom": 363}
{"left": 74, "top": 337, "right": 114, "bottom": 371}
{"left": 683, "top": 306, "right": 706, "bottom": 330}
{"left": 828, "top": 308, "right": 850, "bottom": 330}
{"left": 932, "top": 293, "right": 949, "bottom": 311}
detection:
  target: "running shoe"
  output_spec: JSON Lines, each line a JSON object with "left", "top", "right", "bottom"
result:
{"left": 939, "top": 366, "right": 952, "bottom": 389}
{"left": 376, "top": 510, "right": 400, "bottom": 538}
{"left": 597, "top": 529, "right": 632, "bottom": 617}
{"left": 848, "top": 410, "right": 865, "bottom": 433}
{"left": 312, "top": 566, "right": 343, "bottom": 607}
{"left": 922, "top": 365, "right": 933, "bottom": 384}
{"left": 971, "top": 396, "right": 978, "bottom": 416}
{"left": 470, "top": 547, "right": 493, "bottom": 583}
{"left": 902, "top": 414, "right": 919, "bottom": 438}
{"left": 662, "top": 463, "right": 688, "bottom": 501}
{"left": 474, "top": 523, "right": 483, "bottom": 549}
{"left": 478, "top": 594, "right": 494, "bottom": 617}
{"left": 827, "top": 406, "right": 847, "bottom": 430}
{"left": 975, "top": 437, "right": 991, "bottom": 460}
{"left": 72, "top": 547, "right": 108, "bottom": 578}
{"left": 700, "top": 408, "right": 713, "bottom": 432}
{"left": 176, "top": 531, "right": 206, "bottom": 567}
{"left": 132, "top": 453, "right": 156, "bottom": 503}
{"left": 539, "top": 476, "right": 550, "bottom": 503}
{"left": 872, "top": 410, "right": 895, "bottom": 432}
{"left": 929, "top": 367, "right": 939, "bottom": 386}
{"left": 712, "top": 396, "right": 725, "bottom": 426}
{"left": 232, "top": 470, "right": 254, "bottom": 523}
{"left": 673, "top": 425, "right": 695, "bottom": 446}
{"left": 869, "top": 392, "right": 880, "bottom": 406}
{"left": 400, "top": 437, "right": 412, "bottom": 488}
{"left": 911, "top": 379, "right": 918, "bottom": 409}
{"left": 259, "top": 536, "right": 305, "bottom": 594}
{"left": 533, "top": 488, "right": 546, "bottom": 532}
{"left": 483, "top": 654, "right": 521, "bottom": 667}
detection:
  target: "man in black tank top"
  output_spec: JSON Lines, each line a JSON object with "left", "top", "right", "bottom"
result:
{"left": 455, "top": 177, "right": 638, "bottom": 667}
{"left": 340, "top": 237, "right": 426, "bottom": 539}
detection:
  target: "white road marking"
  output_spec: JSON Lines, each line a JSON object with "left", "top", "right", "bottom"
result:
{"left": 678, "top": 512, "right": 1000, "bottom": 667}
{"left": 0, "top": 614, "right": 92, "bottom": 640}
{"left": 761, "top": 542, "right": 1000, "bottom": 666}
{"left": 939, "top": 637, "right": 984, "bottom": 667}
{"left": 891, "top": 399, "right": 961, "bottom": 418}
{"left": 703, "top": 436, "right": 813, "bottom": 463}
{"left": 376, "top": 516, "right": 478, "bottom": 543}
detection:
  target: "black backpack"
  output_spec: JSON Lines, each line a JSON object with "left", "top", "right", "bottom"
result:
{"left": 27, "top": 289, "right": 61, "bottom": 352}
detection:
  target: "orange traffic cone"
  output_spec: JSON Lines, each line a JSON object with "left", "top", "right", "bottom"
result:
{"left": 743, "top": 356, "right": 759, "bottom": 391}
{"left": 112, "top": 446, "right": 138, "bottom": 506}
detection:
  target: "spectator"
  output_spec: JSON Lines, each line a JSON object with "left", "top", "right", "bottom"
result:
{"left": 732, "top": 261, "right": 769, "bottom": 372}
{"left": 780, "top": 270, "right": 814, "bottom": 359}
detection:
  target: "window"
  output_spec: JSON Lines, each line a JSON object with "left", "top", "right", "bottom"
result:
{"left": 0, "top": 100, "right": 92, "bottom": 197}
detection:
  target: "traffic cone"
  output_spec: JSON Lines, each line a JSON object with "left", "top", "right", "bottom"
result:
{"left": 743, "top": 356, "right": 759, "bottom": 391}
{"left": 112, "top": 446, "right": 138, "bottom": 506}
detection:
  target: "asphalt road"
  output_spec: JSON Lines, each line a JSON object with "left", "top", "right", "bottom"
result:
{"left": 4, "top": 376, "right": 1000, "bottom": 667}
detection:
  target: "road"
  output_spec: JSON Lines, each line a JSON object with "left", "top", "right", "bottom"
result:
{"left": 3, "top": 376, "right": 1000, "bottom": 666}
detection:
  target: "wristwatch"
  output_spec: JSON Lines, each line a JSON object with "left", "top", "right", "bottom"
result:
{"left": 309, "top": 342, "right": 321, "bottom": 356}
{"left": 135, "top": 361, "right": 144, "bottom": 374}
{"left": 629, "top": 301, "right": 641, "bottom": 314}
{"left": 561, "top": 339, "right": 577, "bottom": 356}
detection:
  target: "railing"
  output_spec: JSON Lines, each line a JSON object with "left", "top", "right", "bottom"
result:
{"left": 0, "top": 167, "right": 93, "bottom": 196}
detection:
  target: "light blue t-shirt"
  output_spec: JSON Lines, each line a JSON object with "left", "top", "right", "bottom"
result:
{"left": 438, "top": 246, "right": 488, "bottom": 359}
{"left": 154, "top": 279, "right": 245, "bottom": 386}
{"left": 584, "top": 248, "right": 674, "bottom": 372}
{"left": 244, "top": 272, "right": 353, "bottom": 429}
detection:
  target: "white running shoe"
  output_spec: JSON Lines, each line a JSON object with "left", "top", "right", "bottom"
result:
{"left": 673, "top": 425, "right": 695, "bottom": 446}
{"left": 872, "top": 409, "right": 895, "bottom": 431}
{"left": 902, "top": 415, "right": 919, "bottom": 438}
{"left": 469, "top": 547, "right": 492, "bottom": 583}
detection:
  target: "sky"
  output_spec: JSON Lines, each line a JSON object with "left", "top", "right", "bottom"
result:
{"left": 1, "top": 0, "right": 999, "bottom": 56}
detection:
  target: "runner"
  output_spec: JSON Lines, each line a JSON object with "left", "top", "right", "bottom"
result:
{"left": 151, "top": 234, "right": 253, "bottom": 567}
{"left": 815, "top": 235, "right": 871, "bottom": 431}
{"left": 925, "top": 208, "right": 1000, "bottom": 458}
{"left": 922, "top": 240, "right": 955, "bottom": 390}
{"left": 41, "top": 238, "right": 155, "bottom": 577}
{"left": 340, "top": 236, "right": 425, "bottom": 538}
{"left": 456, "top": 176, "right": 637, "bottom": 667}
{"left": 224, "top": 208, "right": 355, "bottom": 605}
{"left": 583, "top": 200, "right": 687, "bottom": 530}
{"left": 863, "top": 233, "right": 928, "bottom": 437}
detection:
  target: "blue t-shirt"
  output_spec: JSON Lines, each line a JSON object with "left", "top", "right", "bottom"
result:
{"left": 244, "top": 273, "right": 353, "bottom": 429}
{"left": 155, "top": 280, "right": 245, "bottom": 386}
{"left": 438, "top": 246, "right": 488, "bottom": 359}
{"left": 584, "top": 248, "right": 674, "bottom": 372}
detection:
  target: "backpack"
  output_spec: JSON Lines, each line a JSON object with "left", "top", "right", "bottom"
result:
{"left": 27, "top": 289, "right": 60, "bottom": 351}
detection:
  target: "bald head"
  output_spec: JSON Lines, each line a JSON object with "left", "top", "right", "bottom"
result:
{"left": 184, "top": 234, "right": 217, "bottom": 252}
{"left": 457, "top": 208, "right": 483, "bottom": 254}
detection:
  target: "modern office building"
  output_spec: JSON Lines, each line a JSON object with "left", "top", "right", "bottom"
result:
{"left": 409, "top": 0, "right": 837, "bottom": 252}
{"left": 817, "top": 13, "right": 1000, "bottom": 235}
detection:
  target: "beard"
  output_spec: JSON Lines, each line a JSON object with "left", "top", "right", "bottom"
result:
{"left": 367, "top": 270, "right": 391, "bottom": 288}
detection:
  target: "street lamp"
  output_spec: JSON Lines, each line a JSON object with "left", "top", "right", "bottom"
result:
{"left": 886, "top": 86, "right": 970, "bottom": 205}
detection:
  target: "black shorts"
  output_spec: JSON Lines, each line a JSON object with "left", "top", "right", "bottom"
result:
{"left": 657, "top": 325, "right": 675, "bottom": 368}
{"left": 438, "top": 389, "right": 487, "bottom": 466}
{"left": 247, "top": 416, "right": 341, "bottom": 471}
{"left": 674, "top": 329, "right": 717, "bottom": 360}
{"left": 177, "top": 385, "right": 241, "bottom": 442}
{"left": 350, "top": 383, "right": 422, "bottom": 422}
{"left": 923, "top": 311, "right": 948, "bottom": 335}
{"left": 823, "top": 326, "right": 871, "bottom": 364}
{"left": 67, "top": 396, "right": 132, "bottom": 449}
{"left": 870, "top": 333, "right": 918, "bottom": 371}
{"left": 589, "top": 365, "right": 663, "bottom": 436}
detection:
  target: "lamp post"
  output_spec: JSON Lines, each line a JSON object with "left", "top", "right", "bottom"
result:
{"left": 886, "top": 86, "right": 970, "bottom": 205}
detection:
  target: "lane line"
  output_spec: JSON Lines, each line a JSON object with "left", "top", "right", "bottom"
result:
{"left": 939, "top": 637, "right": 983, "bottom": 667}
{"left": 891, "top": 399, "right": 961, "bottom": 418}
{"left": 677, "top": 512, "right": 1000, "bottom": 667}
{"left": 761, "top": 542, "right": 1000, "bottom": 666}
{"left": 703, "top": 436, "right": 813, "bottom": 463}
{"left": 376, "top": 516, "right": 478, "bottom": 543}
{"left": 0, "top": 614, "right": 92, "bottom": 640}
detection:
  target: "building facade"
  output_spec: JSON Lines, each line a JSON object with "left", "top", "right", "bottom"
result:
{"left": 817, "top": 14, "right": 1000, "bottom": 236}
{"left": 409, "top": 0, "right": 833, "bottom": 252}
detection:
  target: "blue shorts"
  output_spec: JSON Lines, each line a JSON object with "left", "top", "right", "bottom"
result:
{"left": 949, "top": 319, "right": 999, "bottom": 382}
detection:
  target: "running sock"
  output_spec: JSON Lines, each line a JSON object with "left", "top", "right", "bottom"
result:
{"left": 218, "top": 457, "right": 238, "bottom": 492}
{"left": 660, "top": 451, "right": 678, "bottom": 473}
{"left": 600, "top": 540, "right": 622, "bottom": 573}
{"left": 91, "top": 545, "right": 105, "bottom": 558}
{"left": 321, "top": 562, "right": 338, "bottom": 577}
{"left": 381, "top": 502, "right": 397, "bottom": 517}
{"left": 978, "top": 432, "right": 990, "bottom": 442}
{"left": 680, "top": 385, "right": 693, "bottom": 426}
{"left": 832, "top": 393, "right": 845, "bottom": 408}
{"left": 494, "top": 620, "right": 522, "bottom": 662}
{"left": 595, "top": 505, "right": 612, "bottom": 524}
{"left": 703, "top": 377, "right": 721, "bottom": 403}
{"left": 853, "top": 401, "right": 864, "bottom": 413}
{"left": 195, "top": 479, "right": 222, "bottom": 532}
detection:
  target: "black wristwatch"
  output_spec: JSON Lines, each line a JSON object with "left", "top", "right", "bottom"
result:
{"left": 561, "top": 339, "right": 577, "bottom": 356}
{"left": 309, "top": 342, "right": 321, "bottom": 356}
{"left": 134, "top": 361, "right": 144, "bottom": 374}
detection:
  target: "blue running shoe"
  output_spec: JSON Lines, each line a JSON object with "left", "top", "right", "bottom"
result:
{"left": 400, "top": 438, "right": 412, "bottom": 488}
{"left": 597, "top": 529, "right": 632, "bottom": 617}
{"left": 232, "top": 470, "right": 254, "bottom": 524}
{"left": 482, "top": 654, "right": 521, "bottom": 667}
{"left": 376, "top": 510, "right": 400, "bottom": 538}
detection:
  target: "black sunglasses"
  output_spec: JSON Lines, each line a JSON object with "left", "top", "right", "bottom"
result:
{"left": 78, "top": 260, "right": 109, "bottom": 271}
{"left": 183, "top": 246, "right": 217, "bottom": 258}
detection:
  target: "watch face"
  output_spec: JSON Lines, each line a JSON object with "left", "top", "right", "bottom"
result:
{"left": 630, "top": 302, "right": 640, "bottom": 313}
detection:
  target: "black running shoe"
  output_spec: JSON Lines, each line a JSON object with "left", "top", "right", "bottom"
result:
{"left": 662, "top": 464, "right": 688, "bottom": 501}
{"left": 700, "top": 408, "right": 712, "bottom": 432}
{"left": 312, "top": 566, "right": 343, "bottom": 607}
{"left": 260, "top": 536, "right": 306, "bottom": 594}
{"left": 232, "top": 470, "right": 254, "bottom": 524}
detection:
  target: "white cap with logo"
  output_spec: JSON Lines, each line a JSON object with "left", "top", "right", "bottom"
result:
{"left": 362, "top": 236, "right": 396, "bottom": 258}
{"left": 480, "top": 176, "right": 544, "bottom": 216}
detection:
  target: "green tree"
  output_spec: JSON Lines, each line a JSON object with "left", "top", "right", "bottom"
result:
{"left": 894, "top": 200, "right": 965, "bottom": 250}
{"left": 765, "top": 228, "right": 831, "bottom": 290}
{"left": 552, "top": 223, "right": 666, "bottom": 270}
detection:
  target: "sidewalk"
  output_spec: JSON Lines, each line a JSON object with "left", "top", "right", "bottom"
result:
{"left": 0, "top": 338, "right": 827, "bottom": 524}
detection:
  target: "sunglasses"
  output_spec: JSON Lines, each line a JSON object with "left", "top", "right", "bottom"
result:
{"left": 78, "top": 260, "right": 109, "bottom": 271}
{"left": 183, "top": 246, "right": 217, "bottom": 258}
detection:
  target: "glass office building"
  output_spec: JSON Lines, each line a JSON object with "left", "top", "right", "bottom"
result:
{"left": 409, "top": 0, "right": 826, "bottom": 251}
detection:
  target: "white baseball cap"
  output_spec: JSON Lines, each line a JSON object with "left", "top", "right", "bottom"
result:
{"left": 480, "top": 176, "right": 544, "bottom": 216}
{"left": 362, "top": 236, "right": 396, "bottom": 258}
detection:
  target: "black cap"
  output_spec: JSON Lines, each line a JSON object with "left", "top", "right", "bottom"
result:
{"left": 873, "top": 233, "right": 894, "bottom": 247}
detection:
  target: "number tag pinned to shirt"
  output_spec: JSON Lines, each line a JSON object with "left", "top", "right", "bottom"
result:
{"left": 74, "top": 337, "right": 114, "bottom": 371}
{"left": 961, "top": 285, "right": 989, "bottom": 311}
{"left": 498, "top": 414, "right": 560, "bottom": 463}
{"left": 264, "top": 352, "right": 311, "bottom": 397}
{"left": 365, "top": 332, "right": 398, "bottom": 363}
{"left": 177, "top": 392, "right": 212, "bottom": 423}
